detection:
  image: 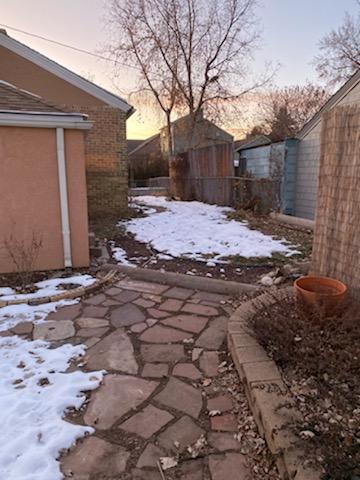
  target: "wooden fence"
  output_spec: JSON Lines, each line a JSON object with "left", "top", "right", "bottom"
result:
{"left": 312, "top": 105, "right": 360, "bottom": 297}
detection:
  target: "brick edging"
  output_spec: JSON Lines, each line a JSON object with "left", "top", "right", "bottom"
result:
{"left": 228, "top": 288, "right": 320, "bottom": 480}
{"left": 0, "top": 270, "right": 117, "bottom": 308}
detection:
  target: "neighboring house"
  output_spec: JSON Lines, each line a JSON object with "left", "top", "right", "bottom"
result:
{"left": 0, "top": 29, "right": 134, "bottom": 219}
{"left": 234, "top": 138, "right": 298, "bottom": 215}
{"left": 0, "top": 81, "right": 91, "bottom": 273}
{"left": 295, "top": 68, "right": 360, "bottom": 220}
{"left": 127, "top": 139, "right": 144, "bottom": 155}
{"left": 129, "top": 112, "right": 233, "bottom": 181}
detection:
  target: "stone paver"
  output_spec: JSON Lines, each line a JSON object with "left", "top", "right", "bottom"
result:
{"left": 208, "top": 433, "right": 241, "bottom": 452}
{"left": 85, "top": 330, "right": 138, "bottom": 373}
{"left": 147, "top": 307, "right": 170, "bottom": 318}
{"left": 10, "top": 321, "right": 33, "bottom": 335}
{"left": 162, "top": 314, "right": 208, "bottom": 333}
{"left": 179, "top": 459, "right": 204, "bottom": 480}
{"left": 163, "top": 286, "right": 194, "bottom": 300}
{"left": 83, "top": 293, "right": 106, "bottom": 305}
{"left": 33, "top": 320, "right": 75, "bottom": 341}
{"left": 141, "top": 344, "right": 185, "bottom": 363}
{"left": 47, "top": 303, "right": 81, "bottom": 320}
{"left": 173, "top": 363, "right": 202, "bottom": 380}
{"left": 159, "top": 298, "right": 184, "bottom": 312}
{"left": 196, "top": 317, "right": 227, "bottom": 349}
{"left": 207, "top": 395, "right": 233, "bottom": 413}
{"left": 120, "top": 404, "right": 173, "bottom": 438}
{"left": 208, "top": 453, "right": 249, "bottom": 479}
{"left": 111, "top": 303, "right": 145, "bottom": 327}
{"left": 142, "top": 363, "right": 169, "bottom": 378}
{"left": 112, "top": 289, "right": 140, "bottom": 303}
{"left": 136, "top": 443, "right": 165, "bottom": 468}
{"left": 61, "top": 436, "right": 130, "bottom": 478}
{"left": 82, "top": 305, "right": 108, "bottom": 318}
{"left": 199, "top": 351, "right": 220, "bottom": 377}
{"left": 84, "top": 374, "right": 158, "bottom": 429}
{"left": 210, "top": 413, "right": 237, "bottom": 432}
{"left": 116, "top": 278, "right": 169, "bottom": 295}
{"left": 130, "top": 322, "right": 148, "bottom": 333}
{"left": 134, "top": 297, "right": 156, "bottom": 308}
{"left": 75, "top": 317, "right": 109, "bottom": 328}
{"left": 77, "top": 327, "right": 109, "bottom": 338}
{"left": 182, "top": 303, "right": 219, "bottom": 316}
{"left": 155, "top": 377, "right": 203, "bottom": 418}
{"left": 158, "top": 415, "right": 204, "bottom": 452}
{"left": 139, "top": 325, "right": 192, "bottom": 343}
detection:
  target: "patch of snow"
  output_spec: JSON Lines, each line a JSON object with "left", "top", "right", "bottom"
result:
{"left": 0, "top": 335, "right": 103, "bottom": 480}
{"left": 111, "top": 245, "right": 136, "bottom": 268}
{"left": 0, "top": 275, "right": 96, "bottom": 302}
{"left": 0, "top": 274, "right": 96, "bottom": 332}
{"left": 157, "top": 253, "right": 173, "bottom": 261}
{"left": 122, "top": 197, "right": 298, "bottom": 263}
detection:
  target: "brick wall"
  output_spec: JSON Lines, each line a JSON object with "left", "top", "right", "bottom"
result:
{"left": 69, "top": 105, "right": 128, "bottom": 219}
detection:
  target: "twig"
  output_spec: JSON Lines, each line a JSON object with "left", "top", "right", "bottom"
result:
{"left": 156, "top": 460, "right": 166, "bottom": 480}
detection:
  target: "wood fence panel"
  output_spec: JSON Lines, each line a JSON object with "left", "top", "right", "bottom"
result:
{"left": 312, "top": 105, "right": 360, "bottom": 297}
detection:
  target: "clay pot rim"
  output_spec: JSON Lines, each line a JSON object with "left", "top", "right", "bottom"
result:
{"left": 294, "top": 275, "right": 347, "bottom": 297}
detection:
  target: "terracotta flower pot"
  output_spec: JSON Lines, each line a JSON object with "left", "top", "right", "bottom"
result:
{"left": 294, "top": 275, "right": 347, "bottom": 310}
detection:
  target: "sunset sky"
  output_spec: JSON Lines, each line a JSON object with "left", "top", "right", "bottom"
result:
{"left": 0, "top": 0, "right": 358, "bottom": 139}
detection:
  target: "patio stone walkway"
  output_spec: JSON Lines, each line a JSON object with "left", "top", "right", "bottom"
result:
{"left": 13, "top": 276, "right": 252, "bottom": 479}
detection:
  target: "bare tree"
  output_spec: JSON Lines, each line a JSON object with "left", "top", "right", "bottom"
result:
{"left": 106, "top": 0, "right": 273, "bottom": 193}
{"left": 254, "top": 83, "right": 330, "bottom": 141}
{"left": 314, "top": 9, "right": 360, "bottom": 87}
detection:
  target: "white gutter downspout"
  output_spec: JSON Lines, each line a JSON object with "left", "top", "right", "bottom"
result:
{"left": 56, "top": 127, "right": 72, "bottom": 268}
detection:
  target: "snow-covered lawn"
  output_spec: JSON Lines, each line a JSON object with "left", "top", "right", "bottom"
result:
{"left": 120, "top": 196, "right": 297, "bottom": 264}
{"left": 0, "top": 275, "right": 96, "bottom": 332}
{"left": 0, "top": 336, "right": 103, "bottom": 480}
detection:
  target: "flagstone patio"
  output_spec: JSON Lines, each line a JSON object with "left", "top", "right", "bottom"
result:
{"left": 13, "top": 276, "right": 254, "bottom": 479}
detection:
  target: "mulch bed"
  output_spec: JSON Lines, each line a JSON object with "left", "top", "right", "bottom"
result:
{"left": 248, "top": 293, "right": 360, "bottom": 480}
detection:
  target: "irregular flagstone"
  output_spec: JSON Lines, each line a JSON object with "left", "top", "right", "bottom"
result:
{"left": 147, "top": 308, "right": 170, "bottom": 319}
{"left": 61, "top": 436, "right": 129, "bottom": 479}
{"left": 120, "top": 404, "right": 173, "bottom": 438}
{"left": 192, "top": 347, "right": 203, "bottom": 362}
{"left": 77, "top": 327, "right": 109, "bottom": 337}
{"left": 111, "top": 303, "right": 145, "bottom": 327}
{"left": 142, "top": 363, "right": 169, "bottom": 378}
{"left": 133, "top": 297, "right": 156, "bottom": 308}
{"left": 85, "top": 330, "right": 138, "bottom": 374}
{"left": 136, "top": 443, "right": 165, "bottom": 468}
{"left": 157, "top": 416, "right": 204, "bottom": 452}
{"left": 33, "top": 320, "right": 75, "bottom": 341}
{"left": 75, "top": 317, "right": 109, "bottom": 328}
{"left": 146, "top": 318, "right": 158, "bottom": 327}
{"left": 173, "top": 363, "right": 202, "bottom": 380}
{"left": 207, "top": 395, "right": 233, "bottom": 413}
{"left": 82, "top": 305, "right": 108, "bottom": 318}
{"left": 10, "top": 322, "right": 33, "bottom": 335}
{"left": 195, "top": 317, "right": 228, "bottom": 349}
{"left": 179, "top": 459, "right": 204, "bottom": 480}
{"left": 141, "top": 344, "right": 185, "bottom": 363}
{"left": 208, "top": 433, "right": 241, "bottom": 452}
{"left": 210, "top": 414, "right": 237, "bottom": 432}
{"left": 192, "top": 291, "right": 229, "bottom": 303}
{"left": 199, "top": 351, "right": 219, "bottom": 377}
{"left": 139, "top": 325, "right": 192, "bottom": 343}
{"left": 162, "top": 314, "right": 208, "bottom": 333}
{"left": 159, "top": 298, "right": 183, "bottom": 312}
{"left": 84, "top": 337, "right": 101, "bottom": 348}
{"left": 130, "top": 322, "right": 148, "bottom": 333}
{"left": 208, "top": 453, "right": 249, "bottom": 479}
{"left": 182, "top": 303, "right": 219, "bottom": 316}
{"left": 83, "top": 293, "right": 106, "bottom": 305}
{"left": 84, "top": 374, "right": 158, "bottom": 430}
{"left": 132, "top": 468, "right": 163, "bottom": 480}
{"left": 163, "top": 286, "right": 194, "bottom": 300}
{"left": 47, "top": 303, "right": 81, "bottom": 320}
{"left": 112, "top": 290, "right": 140, "bottom": 303}
{"left": 116, "top": 278, "right": 169, "bottom": 295}
{"left": 155, "top": 377, "right": 203, "bottom": 418}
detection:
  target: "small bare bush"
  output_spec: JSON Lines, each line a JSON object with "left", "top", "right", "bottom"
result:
{"left": 3, "top": 233, "right": 43, "bottom": 290}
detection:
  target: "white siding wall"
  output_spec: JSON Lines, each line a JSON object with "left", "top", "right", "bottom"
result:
{"left": 295, "top": 81, "right": 360, "bottom": 219}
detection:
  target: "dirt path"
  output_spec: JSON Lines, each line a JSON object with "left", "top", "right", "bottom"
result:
{"left": 21, "top": 276, "right": 279, "bottom": 479}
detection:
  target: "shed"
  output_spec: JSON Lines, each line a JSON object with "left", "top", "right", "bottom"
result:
{"left": 0, "top": 81, "right": 92, "bottom": 273}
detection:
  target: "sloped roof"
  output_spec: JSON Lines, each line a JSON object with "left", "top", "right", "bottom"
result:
{"left": 298, "top": 68, "right": 360, "bottom": 139}
{"left": 128, "top": 139, "right": 144, "bottom": 154}
{"left": 0, "top": 30, "right": 133, "bottom": 115}
{"left": 129, "top": 134, "right": 159, "bottom": 157}
{"left": 0, "top": 80, "right": 66, "bottom": 112}
{"left": 234, "top": 135, "right": 271, "bottom": 151}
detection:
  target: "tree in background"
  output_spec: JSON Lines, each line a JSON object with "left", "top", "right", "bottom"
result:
{"left": 106, "top": 0, "right": 273, "bottom": 194}
{"left": 314, "top": 9, "right": 360, "bottom": 87}
{"left": 254, "top": 83, "right": 330, "bottom": 142}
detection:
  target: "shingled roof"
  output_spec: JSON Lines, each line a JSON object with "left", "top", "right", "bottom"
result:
{"left": 0, "top": 80, "right": 66, "bottom": 113}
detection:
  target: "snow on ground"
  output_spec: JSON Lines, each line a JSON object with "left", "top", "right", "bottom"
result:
{"left": 0, "top": 335, "right": 103, "bottom": 480}
{"left": 123, "top": 196, "right": 298, "bottom": 263}
{"left": 109, "top": 242, "right": 136, "bottom": 268}
{"left": 0, "top": 275, "right": 96, "bottom": 332}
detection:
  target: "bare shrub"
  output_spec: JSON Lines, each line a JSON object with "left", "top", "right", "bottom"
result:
{"left": 3, "top": 232, "right": 43, "bottom": 290}
{"left": 248, "top": 293, "right": 360, "bottom": 480}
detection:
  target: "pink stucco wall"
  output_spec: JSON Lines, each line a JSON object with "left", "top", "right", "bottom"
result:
{"left": 0, "top": 126, "right": 89, "bottom": 273}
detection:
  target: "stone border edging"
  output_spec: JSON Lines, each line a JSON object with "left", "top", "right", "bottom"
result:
{"left": 228, "top": 287, "right": 320, "bottom": 480}
{"left": 0, "top": 270, "right": 117, "bottom": 308}
{"left": 101, "top": 264, "right": 259, "bottom": 295}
